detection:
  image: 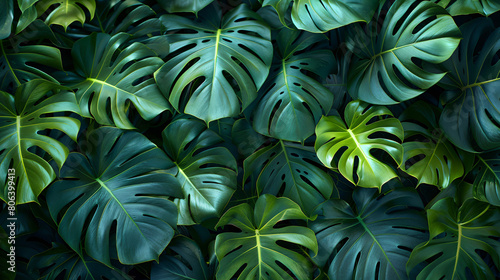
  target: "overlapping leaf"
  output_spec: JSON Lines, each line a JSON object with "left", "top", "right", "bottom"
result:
{"left": 157, "top": 0, "right": 214, "bottom": 14}
{"left": 400, "top": 101, "right": 464, "bottom": 189}
{"left": 36, "top": 0, "right": 96, "bottom": 30}
{"left": 438, "top": 18, "right": 500, "bottom": 152}
{"left": 155, "top": 4, "right": 272, "bottom": 123}
{"left": 252, "top": 29, "right": 334, "bottom": 142}
{"left": 162, "top": 117, "right": 237, "bottom": 225}
{"left": 60, "top": 32, "right": 170, "bottom": 129}
{"left": 47, "top": 127, "right": 182, "bottom": 265}
{"left": 315, "top": 100, "right": 404, "bottom": 189}
{"left": 347, "top": 0, "right": 461, "bottom": 104}
{"left": 407, "top": 198, "right": 500, "bottom": 279}
{"left": 0, "top": 79, "right": 80, "bottom": 204}
{"left": 472, "top": 150, "right": 500, "bottom": 206}
{"left": 244, "top": 140, "right": 335, "bottom": 215}
{"left": 261, "top": 0, "right": 379, "bottom": 33}
{"left": 215, "top": 194, "right": 318, "bottom": 280}
{"left": 0, "top": 39, "right": 63, "bottom": 91}
{"left": 311, "top": 188, "right": 428, "bottom": 280}
{"left": 434, "top": 0, "right": 500, "bottom": 16}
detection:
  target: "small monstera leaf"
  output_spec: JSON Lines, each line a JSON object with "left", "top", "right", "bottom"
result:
{"left": 162, "top": 117, "right": 237, "bottom": 225}
{"left": 439, "top": 18, "right": 500, "bottom": 152}
{"left": 472, "top": 150, "right": 500, "bottom": 206}
{"left": 0, "top": 0, "right": 13, "bottom": 39}
{"left": 0, "top": 80, "right": 80, "bottom": 204}
{"left": 151, "top": 236, "right": 213, "bottom": 280}
{"left": 261, "top": 0, "right": 378, "bottom": 33}
{"left": 407, "top": 198, "right": 500, "bottom": 280}
{"left": 0, "top": 39, "right": 63, "bottom": 91}
{"left": 157, "top": 0, "right": 214, "bottom": 14}
{"left": 244, "top": 140, "right": 335, "bottom": 215}
{"left": 252, "top": 29, "right": 334, "bottom": 142}
{"left": 434, "top": 0, "right": 500, "bottom": 16}
{"left": 36, "top": 0, "right": 96, "bottom": 30}
{"left": 311, "top": 188, "right": 428, "bottom": 280}
{"left": 61, "top": 33, "right": 170, "bottom": 129}
{"left": 347, "top": 0, "right": 461, "bottom": 105}
{"left": 400, "top": 101, "right": 464, "bottom": 189}
{"left": 155, "top": 4, "right": 272, "bottom": 123}
{"left": 315, "top": 100, "right": 404, "bottom": 189}
{"left": 215, "top": 194, "right": 318, "bottom": 280}
{"left": 46, "top": 127, "right": 182, "bottom": 265}
{"left": 28, "top": 243, "right": 131, "bottom": 280}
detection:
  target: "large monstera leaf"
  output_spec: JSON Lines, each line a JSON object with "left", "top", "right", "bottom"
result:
{"left": 36, "top": 0, "right": 96, "bottom": 30}
{"left": 61, "top": 33, "right": 170, "bottom": 129}
{"left": 434, "top": 0, "right": 500, "bottom": 16}
{"left": 0, "top": 80, "right": 80, "bottom": 204}
{"left": 315, "top": 100, "right": 404, "bottom": 189}
{"left": 244, "top": 140, "right": 335, "bottom": 215}
{"left": 439, "top": 18, "right": 500, "bottom": 152}
{"left": 162, "top": 117, "right": 237, "bottom": 225}
{"left": 471, "top": 150, "right": 500, "bottom": 206}
{"left": 215, "top": 194, "right": 318, "bottom": 280}
{"left": 400, "top": 101, "right": 464, "bottom": 189}
{"left": 157, "top": 0, "right": 214, "bottom": 14}
{"left": 261, "top": 0, "right": 378, "bottom": 33}
{"left": 252, "top": 29, "right": 334, "bottom": 142}
{"left": 28, "top": 242, "right": 131, "bottom": 280}
{"left": 311, "top": 188, "right": 428, "bottom": 280}
{"left": 46, "top": 127, "right": 182, "bottom": 265}
{"left": 0, "top": 39, "right": 63, "bottom": 91}
{"left": 155, "top": 4, "right": 273, "bottom": 123}
{"left": 347, "top": 0, "right": 461, "bottom": 105}
{"left": 407, "top": 198, "right": 500, "bottom": 279}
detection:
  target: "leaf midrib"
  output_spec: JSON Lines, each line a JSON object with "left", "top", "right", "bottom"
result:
{"left": 94, "top": 178, "right": 147, "bottom": 241}
{"left": 356, "top": 215, "right": 401, "bottom": 279}
{"left": 1, "top": 41, "right": 21, "bottom": 86}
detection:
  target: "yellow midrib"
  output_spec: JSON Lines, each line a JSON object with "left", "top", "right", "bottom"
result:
{"left": 16, "top": 116, "right": 29, "bottom": 201}
{"left": 255, "top": 229, "right": 262, "bottom": 278}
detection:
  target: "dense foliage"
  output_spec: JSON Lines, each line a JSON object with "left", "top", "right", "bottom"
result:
{"left": 1, "top": 0, "right": 500, "bottom": 279}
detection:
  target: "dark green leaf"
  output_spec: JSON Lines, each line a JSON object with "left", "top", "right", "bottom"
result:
{"left": 47, "top": 127, "right": 182, "bottom": 265}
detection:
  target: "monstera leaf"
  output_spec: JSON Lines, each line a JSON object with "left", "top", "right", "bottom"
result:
{"left": 315, "top": 100, "right": 404, "bottom": 189}
{"left": 439, "top": 18, "right": 500, "bottom": 152}
{"left": 0, "top": 0, "right": 13, "bottom": 39}
{"left": 261, "top": 0, "right": 378, "bottom": 33}
{"left": 46, "top": 127, "right": 182, "bottom": 265}
{"left": 151, "top": 236, "right": 213, "bottom": 280}
{"left": 400, "top": 101, "right": 464, "bottom": 189}
{"left": 244, "top": 140, "right": 335, "bottom": 215}
{"left": 0, "top": 39, "right": 63, "bottom": 91}
{"left": 162, "top": 117, "right": 237, "bottom": 225}
{"left": 28, "top": 243, "right": 131, "bottom": 280}
{"left": 157, "top": 0, "right": 214, "bottom": 14}
{"left": 407, "top": 198, "right": 500, "bottom": 280}
{"left": 252, "top": 29, "right": 334, "bottom": 142}
{"left": 0, "top": 80, "right": 80, "bottom": 204}
{"left": 215, "top": 194, "right": 318, "bottom": 280}
{"left": 155, "top": 4, "right": 272, "bottom": 123}
{"left": 347, "top": 0, "right": 461, "bottom": 105}
{"left": 36, "top": 0, "right": 96, "bottom": 30}
{"left": 311, "top": 188, "right": 428, "bottom": 280}
{"left": 434, "top": 0, "right": 500, "bottom": 16}
{"left": 472, "top": 150, "right": 500, "bottom": 206}
{"left": 60, "top": 33, "right": 170, "bottom": 129}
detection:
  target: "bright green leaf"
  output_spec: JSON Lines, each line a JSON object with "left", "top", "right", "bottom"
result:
{"left": 315, "top": 100, "right": 404, "bottom": 189}
{"left": 215, "top": 194, "right": 318, "bottom": 280}
{"left": 36, "top": 0, "right": 96, "bottom": 30}
{"left": 0, "top": 79, "right": 80, "bottom": 204}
